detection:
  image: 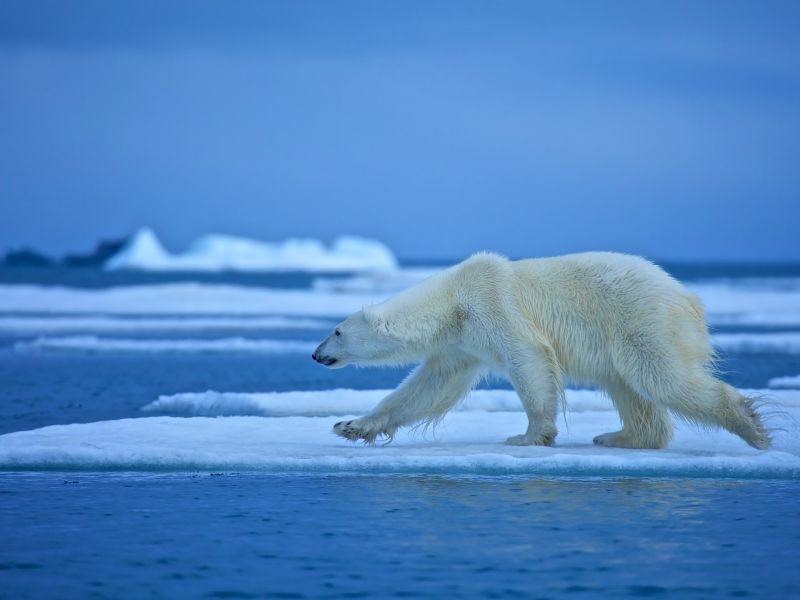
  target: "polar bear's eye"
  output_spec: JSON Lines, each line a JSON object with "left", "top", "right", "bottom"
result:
{"left": 335, "top": 329, "right": 341, "bottom": 336}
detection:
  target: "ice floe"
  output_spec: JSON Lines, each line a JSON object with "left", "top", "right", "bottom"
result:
{"left": 141, "top": 389, "right": 616, "bottom": 418}
{"left": 142, "top": 388, "right": 800, "bottom": 418}
{"left": 313, "top": 268, "right": 443, "bottom": 295}
{"left": 769, "top": 375, "right": 800, "bottom": 389}
{"left": 711, "top": 332, "right": 800, "bottom": 354}
{"left": 105, "top": 228, "right": 398, "bottom": 272}
{"left": 0, "top": 316, "right": 333, "bottom": 333}
{"left": 1, "top": 388, "right": 798, "bottom": 477}
{"left": 686, "top": 280, "right": 800, "bottom": 326}
{"left": 2, "top": 277, "right": 800, "bottom": 327}
{"left": 0, "top": 283, "right": 377, "bottom": 317}
{"left": 13, "top": 336, "right": 316, "bottom": 355}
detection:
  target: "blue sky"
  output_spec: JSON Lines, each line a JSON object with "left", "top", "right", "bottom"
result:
{"left": 1, "top": 1, "right": 799, "bottom": 261}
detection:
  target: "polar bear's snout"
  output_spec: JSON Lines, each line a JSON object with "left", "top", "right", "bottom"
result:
{"left": 313, "top": 352, "right": 338, "bottom": 367}
{"left": 313, "top": 308, "right": 407, "bottom": 370}
{"left": 312, "top": 338, "right": 341, "bottom": 368}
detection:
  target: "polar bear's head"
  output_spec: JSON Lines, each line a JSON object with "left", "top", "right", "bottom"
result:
{"left": 312, "top": 305, "right": 410, "bottom": 369}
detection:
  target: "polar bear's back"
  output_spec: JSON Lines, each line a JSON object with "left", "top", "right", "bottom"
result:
{"left": 515, "top": 251, "right": 671, "bottom": 288}
{"left": 506, "top": 252, "right": 711, "bottom": 382}
{"left": 512, "top": 251, "right": 699, "bottom": 315}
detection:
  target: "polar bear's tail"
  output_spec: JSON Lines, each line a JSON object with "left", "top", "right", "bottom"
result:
{"left": 714, "top": 383, "right": 772, "bottom": 450}
{"left": 654, "top": 376, "right": 772, "bottom": 450}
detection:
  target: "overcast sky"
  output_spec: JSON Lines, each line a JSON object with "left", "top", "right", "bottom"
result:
{"left": 1, "top": 1, "right": 799, "bottom": 262}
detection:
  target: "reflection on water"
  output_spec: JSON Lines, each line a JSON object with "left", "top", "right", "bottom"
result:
{"left": 2, "top": 473, "right": 797, "bottom": 599}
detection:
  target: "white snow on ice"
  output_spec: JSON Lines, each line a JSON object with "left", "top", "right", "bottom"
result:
{"left": 685, "top": 279, "right": 800, "bottom": 326}
{"left": 0, "top": 316, "right": 333, "bottom": 333}
{"left": 769, "top": 375, "right": 800, "bottom": 389}
{"left": 13, "top": 336, "right": 316, "bottom": 355}
{"left": 141, "top": 389, "right": 617, "bottom": 418}
{"left": 142, "top": 388, "right": 800, "bottom": 418}
{"left": 1, "top": 388, "right": 798, "bottom": 476}
{"left": 105, "top": 228, "right": 398, "bottom": 273}
{"left": 313, "top": 268, "right": 444, "bottom": 295}
{"left": 711, "top": 332, "right": 800, "bottom": 354}
{"left": 0, "top": 283, "right": 377, "bottom": 317}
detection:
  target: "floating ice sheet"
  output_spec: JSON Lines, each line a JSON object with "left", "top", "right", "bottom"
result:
{"left": 0, "top": 316, "right": 334, "bottom": 333}
{"left": 142, "top": 389, "right": 617, "bottom": 418}
{"left": 2, "top": 278, "right": 800, "bottom": 326}
{"left": 686, "top": 280, "right": 800, "bottom": 326}
{"left": 13, "top": 336, "right": 316, "bottom": 355}
{"left": 712, "top": 332, "right": 800, "bottom": 354}
{"left": 313, "top": 268, "right": 443, "bottom": 294}
{"left": 1, "top": 389, "right": 798, "bottom": 477}
{"left": 769, "top": 375, "right": 800, "bottom": 389}
{"left": 142, "top": 388, "right": 800, "bottom": 418}
{"left": 0, "top": 283, "right": 377, "bottom": 317}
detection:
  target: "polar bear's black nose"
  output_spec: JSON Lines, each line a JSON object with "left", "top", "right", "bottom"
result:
{"left": 311, "top": 353, "right": 317, "bottom": 361}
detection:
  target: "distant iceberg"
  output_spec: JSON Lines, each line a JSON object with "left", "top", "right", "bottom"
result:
{"left": 105, "top": 228, "right": 399, "bottom": 272}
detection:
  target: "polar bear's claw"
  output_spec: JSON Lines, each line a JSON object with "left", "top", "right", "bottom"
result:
{"left": 332, "top": 420, "right": 362, "bottom": 441}
{"left": 593, "top": 431, "right": 636, "bottom": 448}
{"left": 593, "top": 431, "right": 664, "bottom": 449}
{"left": 332, "top": 419, "right": 388, "bottom": 445}
{"left": 504, "top": 431, "right": 557, "bottom": 446}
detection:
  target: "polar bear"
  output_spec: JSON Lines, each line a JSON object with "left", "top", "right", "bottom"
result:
{"left": 312, "top": 252, "right": 770, "bottom": 450}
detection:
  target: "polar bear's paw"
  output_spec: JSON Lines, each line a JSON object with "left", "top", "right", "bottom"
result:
{"left": 504, "top": 429, "right": 557, "bottom": 447}
{"left": 593, "top": 431, "right": 637, "bottom": 448}
{"left": 332, "top": 418, "right": 393, "bottom": 445}
{"left": 593, "top": 430, "right": 663, "bottom": 449}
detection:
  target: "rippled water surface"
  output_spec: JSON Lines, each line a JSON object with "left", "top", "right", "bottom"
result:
{"left": 2, "top": 474, "right": 799, "bottom": 600}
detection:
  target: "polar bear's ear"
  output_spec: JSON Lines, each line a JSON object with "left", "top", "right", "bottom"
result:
{"left": 362, "top": 304, "right": 391, "bottom": 336}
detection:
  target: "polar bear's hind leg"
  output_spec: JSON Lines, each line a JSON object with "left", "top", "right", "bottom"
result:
{"left": 504, "top": 347, "right": 561, "bottom": 446}
{"left": 661, "top": 378, "right": 771, "bottom": 450}
{"left": 621, "top": 354, "right": 771, "bottom": 450}
{"left": 594, "top": 382, "right": 673, "bottom": 449}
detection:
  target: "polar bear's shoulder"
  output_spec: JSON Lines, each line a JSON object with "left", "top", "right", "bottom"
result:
{"left": 449, "top": 252, "right": 515, "bottom": 290}
{"left": 511, "top": 251, "right": 668, "bottom": 282}
{"left": 459, "top": 251, "right": 510, "bottom": 270}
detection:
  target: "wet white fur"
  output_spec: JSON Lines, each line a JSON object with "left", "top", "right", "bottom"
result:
{"left": 314, "top": 252, "right": 770, "bottom": 450}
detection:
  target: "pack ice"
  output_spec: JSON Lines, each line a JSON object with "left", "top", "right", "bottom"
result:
{"left": 2, "top": 274, "right": 800, "bottom": 327}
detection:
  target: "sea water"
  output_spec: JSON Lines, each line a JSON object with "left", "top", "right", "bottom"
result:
{"left": 2, "top": 474, "right": 798, "bottom": 599}
{"left": 1, "top": 265, "right": 799, "bottom": 599}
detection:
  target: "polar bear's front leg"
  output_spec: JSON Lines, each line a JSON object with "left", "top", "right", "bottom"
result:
{"left": 333, "top": 416, "right": 395, "bottom": 444}
{"left": 504, "top": 345, "right": 562, "bottom": 447}
{"left": 333, "top": 354, "right": 481, "bottom": 445}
